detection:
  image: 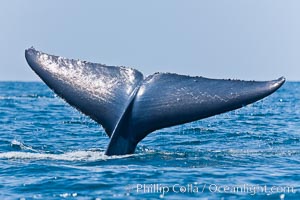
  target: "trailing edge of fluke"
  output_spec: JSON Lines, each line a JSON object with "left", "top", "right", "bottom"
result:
{"left": 25, "top": 47, "right": 285, "bottom": 156}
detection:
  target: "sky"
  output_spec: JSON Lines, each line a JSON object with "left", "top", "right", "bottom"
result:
{"left": 0, "top": 0, "right": 299, "bottom": 81}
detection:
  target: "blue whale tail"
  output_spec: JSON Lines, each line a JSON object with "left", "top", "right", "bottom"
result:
{"left": 25, "top": 47, "right": 285, "bottom": 155}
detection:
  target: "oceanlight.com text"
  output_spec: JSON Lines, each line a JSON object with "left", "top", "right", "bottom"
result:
{"left": 127, "top": 183, "right": 296, "bottom": 196}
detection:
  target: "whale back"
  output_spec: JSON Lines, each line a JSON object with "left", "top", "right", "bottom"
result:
{"left": 25, "top": 48, "right": 143, "bottom": 137}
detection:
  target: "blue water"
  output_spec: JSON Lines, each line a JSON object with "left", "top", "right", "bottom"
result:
{"left": 0, "top": 82, "right": 299, "bottom": 200}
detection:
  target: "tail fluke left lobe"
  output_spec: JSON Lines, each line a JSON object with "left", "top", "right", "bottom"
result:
{"left": 25, "top": 48, "right": 144, "bottom": 137}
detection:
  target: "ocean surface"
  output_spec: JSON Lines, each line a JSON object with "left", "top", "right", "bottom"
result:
{"left": 0, "top": 81, "right": 299, "bottom": 200}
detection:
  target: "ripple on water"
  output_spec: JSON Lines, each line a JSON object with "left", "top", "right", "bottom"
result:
{"left": 0, "top": 82, "right": 299, "bottom": 199}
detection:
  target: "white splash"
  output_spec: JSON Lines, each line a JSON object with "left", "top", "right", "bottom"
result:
{"left": 11, "top": 139, "right": 39, "bottom": 152}
{"left": 0, "top": 150, "right": 133, "bottom": 161}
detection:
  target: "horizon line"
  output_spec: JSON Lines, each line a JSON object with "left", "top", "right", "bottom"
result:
{"left": 0, "top": 79, "right": 299, "bottom": 83}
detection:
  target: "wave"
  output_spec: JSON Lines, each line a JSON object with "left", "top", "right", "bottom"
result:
{"left": 4, "top": 140, "right": 133, "bottom": 161}
{"left": 0, "top": 150, "right": 104, "bottom": 161}
{"left": 0, "top": 95, "right": 53, "bottom": 100}
{"left": 10, "top": 139, "right": 39, "bottom": 152}
{"left": 0, "top": 150, "right": 133, "bottom": 161}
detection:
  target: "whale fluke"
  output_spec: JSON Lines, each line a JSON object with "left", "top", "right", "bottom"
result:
{"left": 25, "top": 48, "right": 285, "bottom": 155}
{"left": 25, "top": 48, "right": 143, "bottom": 137}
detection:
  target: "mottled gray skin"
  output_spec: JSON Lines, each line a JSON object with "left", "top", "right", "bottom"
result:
{"left": 25, "top": 48, "right": 285, "bottom": 156}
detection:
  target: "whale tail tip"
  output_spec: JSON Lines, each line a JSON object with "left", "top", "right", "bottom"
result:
{"left": 273, "top": 76, "right": 286, "bottom": 89}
